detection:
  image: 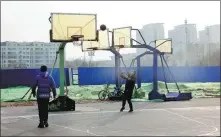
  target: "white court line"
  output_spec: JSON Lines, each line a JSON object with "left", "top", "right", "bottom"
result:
{"left": 168, "top": 106, "right": 220, "bottom": 110}
{"left": 24, "top": 117, "right": 102, "bottom": 136}
{"left": 202, "top": 116, "right": 220, "bottom": 119}
{"left": 1, "top": 106, "right": 220, "bottom": 120}
{"left": 163, "top": 109, "right": 219, "bottom": 136}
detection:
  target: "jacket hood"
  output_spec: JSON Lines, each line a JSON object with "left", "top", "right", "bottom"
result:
{"left": 39, "top": 72, "right": 49, "bottom": 78}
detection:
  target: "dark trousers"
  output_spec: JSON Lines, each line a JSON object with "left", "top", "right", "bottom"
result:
{"left": 37, "top": 98, "right": 49, "bottom": 123}
{"left": 122, "top": 94, "right": 133, "bottom": 110}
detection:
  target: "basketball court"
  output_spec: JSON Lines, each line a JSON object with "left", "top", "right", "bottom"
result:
{"left": 1, "top": 98, "right": 220, "bottom": 136}
{"left": 2, "top": 13, "right": 219, "bottom": 136}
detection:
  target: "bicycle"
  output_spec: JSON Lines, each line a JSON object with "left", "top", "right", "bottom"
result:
{"left": 113, "top": 86, "right": 124, "bottom": 96}
{"left": 98, "top": 84, "right": 112, "bottom": 101}
{"left": 98, "top": 84, "right": 124, "bottom": 101}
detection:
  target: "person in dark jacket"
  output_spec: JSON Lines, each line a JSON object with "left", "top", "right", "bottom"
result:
{"left": 32, "top": 65, "right": 57, "bottom": 128}
{"left": 120, "top": 71, "right": 136, "bottom": 112}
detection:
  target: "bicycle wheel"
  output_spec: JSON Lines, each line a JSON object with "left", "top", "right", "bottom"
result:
{"left": 117, "top": 89, "right": 124, "bottom": 96}
{"left": 98, "top": 90, "right": 107, "bottom": 101}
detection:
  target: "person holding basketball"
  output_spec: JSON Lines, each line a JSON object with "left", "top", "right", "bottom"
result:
{"left": 120, "top": 71, "right": 136, "bottom": 112}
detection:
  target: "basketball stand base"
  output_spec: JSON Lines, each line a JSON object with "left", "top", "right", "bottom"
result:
{"left": 148, "top": 90, "right": 192, "bottom": 101}
{"left": 165, "top": 92, "right": 192, "bottom": 101}
{"left": 148, "top": 89, "right": 166, "bottom": 101}
{"left": 48, "top": 95, "right": 75, "bottom": 112}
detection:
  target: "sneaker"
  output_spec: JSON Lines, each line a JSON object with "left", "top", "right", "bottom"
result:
{"left": 38, "top": 123, "right": 44, "bottom": 128}
{"left": 44, "top": 121, "right": 49, "bottom": 127}
{"left": 120, "top": 107, "right": 125, "bottom": 112}
{"left": 128, "top": 109, "right": 133, "bottom": 112}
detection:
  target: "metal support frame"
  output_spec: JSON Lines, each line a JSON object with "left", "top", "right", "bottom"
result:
{"left": 115, "top": 55, "right": 121, "bottom": 89}
{"left": 108, "top": 29, "right": 162, "bottom": 91}
{"left": 109, "top": 30, "right": 122, "bottom": 90}
{"left": 47, "top": 42, "right": 76, "bottom": 112}
{"left": 132, "top": 49, "right": 165, "bottom": 100}
{"left": 108, "top": 28, "right": 162, "bottom": 93}
{"left": 59, "top": 42, "right": 67, "bottom": 96}
{"left": 131, "top": 35, "right": 162, "bottom": 91}
{"left": 153, "top": 53, "right": 158, "bottom": 92}
{"left": 136, "top": 57, "right": 141, "bottom": 88}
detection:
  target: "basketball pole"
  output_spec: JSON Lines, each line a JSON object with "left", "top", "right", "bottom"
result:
{"left": 59, "top": 42, "right": 66, "bottom": 96}
{"left": 103, "top": 29, "right": 122, "bottom": 92}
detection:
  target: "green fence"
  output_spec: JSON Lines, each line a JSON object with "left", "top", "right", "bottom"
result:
{"left": 1, "top": 82, "right": 220, "bottom": 102}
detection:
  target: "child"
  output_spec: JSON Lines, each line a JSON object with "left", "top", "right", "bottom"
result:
{"left": 32, "top": 65, "right": 56, "bottom": 128}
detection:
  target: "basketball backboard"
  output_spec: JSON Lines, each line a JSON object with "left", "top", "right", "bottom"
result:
{"left": 155, "top": 39, "right": 172, "bottom": 54}
{"left": 50, "top": 13, "right": 97, "bottom": 42}
{"left": 82, "top": 29, "right": 110, "bottom": 51}
{"left": 113, "top": 27, "right": 132, "bottom": 48}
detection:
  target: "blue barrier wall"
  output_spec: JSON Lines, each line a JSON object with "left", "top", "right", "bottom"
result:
{"left": 78, "top": 66, "right": 220, "bottom": 85}
{"left": 0, "top": 68, "right": 70, "bottom": 89}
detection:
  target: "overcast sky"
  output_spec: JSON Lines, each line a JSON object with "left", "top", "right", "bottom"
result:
{"left": 1, "top": 1, "right": 220, "bottom": 60}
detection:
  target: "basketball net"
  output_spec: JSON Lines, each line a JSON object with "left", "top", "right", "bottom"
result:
{"left": 88, "top": 50, "right": 95, "bottom": 56}
{"left": 72, "top": 35, "right": 84, "bottom": 47}
{"left": 73, "top": 40, "right": 83, "bottom": 47}
{"left": 88, "top": 41, "right": 95, "bottom": 56}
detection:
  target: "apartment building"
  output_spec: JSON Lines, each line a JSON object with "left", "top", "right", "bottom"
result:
{"left": 199, "top": 24, "right": 220, "bottom": 44}
{"left": 168, "top": 23, "right": 198, "bottom": 50}
{"left": 135, "top": 23, "right": 165, "bottom": 66}
{"left": 1, "top": 41, "right": 60, "bottom": 69}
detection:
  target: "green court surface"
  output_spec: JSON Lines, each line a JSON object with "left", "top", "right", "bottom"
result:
{"left": 1, "top": 82, "right": 220, "bottom": 102}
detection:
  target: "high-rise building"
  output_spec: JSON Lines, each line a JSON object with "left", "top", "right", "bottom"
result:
{"left": 1, "top": 41, "right": 60, "bottom": 69}
{"left": 167, "top": 21, "right": 198, "bottom": 66}
{"left": 136, "top": 23, "right": 165, "bottom": 54}
{"left": 137, "top": 23, "right": 165, "bottom": 44}
{"left": 199, "top": 24, "right": 220, "bottom": 44}
{"left": 168, "top": 23, "right": 198, "bottom": 45}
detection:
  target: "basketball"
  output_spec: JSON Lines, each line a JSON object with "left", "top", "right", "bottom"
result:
{"left": 100, "top": 24, "right": 106, "bottom": 31}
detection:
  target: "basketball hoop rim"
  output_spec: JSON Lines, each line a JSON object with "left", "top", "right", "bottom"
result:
{"left": 114, "top": 45, "right": 125, "bottom": 48}
{"left": 86, "top": 47, "right": 98, "bottom": 50}
{"left": 71, "top": 35, "right": 84, "bottom": 41}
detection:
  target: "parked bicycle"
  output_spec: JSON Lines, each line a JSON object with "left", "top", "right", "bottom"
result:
{"left": 98, "top": 84, "right": 124, "bottom": 101}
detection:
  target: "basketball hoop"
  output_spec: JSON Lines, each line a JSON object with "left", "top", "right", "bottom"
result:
{"left": 72, "top": 35, "right": 84, "bottom": 47}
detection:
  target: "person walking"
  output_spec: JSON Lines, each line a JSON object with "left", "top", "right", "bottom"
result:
{"left": 32, "top": 65, "right": 57, "bottom": 128}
